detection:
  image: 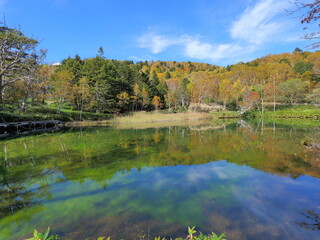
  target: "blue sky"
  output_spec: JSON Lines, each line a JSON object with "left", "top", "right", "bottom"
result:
{"left": 1, "top": 0, "right": 316, "bottom": 65}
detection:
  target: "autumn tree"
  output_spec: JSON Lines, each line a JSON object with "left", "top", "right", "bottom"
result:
{"left": 189, "top": 72, "right": 219, "bottom": 103}
{"left": 232, "top": 79, "right": 245, "bottom": 105}
{"left": 50, "top": 70, "right": 74, "bottom": 110}
{"left": 72, "top": 76, "right": 92, "bottom": 111}
{"left": 132, "top": 83, "right": 141, "bottom": 111}
{"left": 256, "top": 64, "right": 269, "bottom": 114}
{"left": 152, "top": 96, "right": 162, "bottom": 111}
{"left": 176, "top": 77, "right": 191, "bottom": 109}
{"left": 36, "top": 65, "right": 56, "bottom": 104}
{"left": 0, "top": 23, "right": 44, "bottom": 105}
{"left": 141, "top": 87, "right": 149, "bottom": 110}
{"left": 165, "top": 78, "right": 180, "bottom": 112}
{"left": 306, "top": 85, "right": 320, "bottom": 104}
{"left": 6, "top": 58, "right": 48, "bottom": 110}
{"left": 117, "top": 91, "right": 130, "bottom": 112}
{"left": 219, "top": 78, "right": 233, "bottom": 108}
{"left": 266, "top": 63, "right": 292, "bottom": 111}
{"left": 238, "top": 91, "right": 260, "bottom": 114}
{"left": 307, "top": 51, "right": 320, "bottom": 75}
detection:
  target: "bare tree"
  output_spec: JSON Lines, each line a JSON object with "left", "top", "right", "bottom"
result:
{"left": 292, "top": 1, "right": 320, "bottom": 49}
{"left": 0, "top": 22, "right": 42, "bottom": 104}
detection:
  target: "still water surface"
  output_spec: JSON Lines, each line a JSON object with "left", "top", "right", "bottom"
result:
{"left": 0, "top": 120, "right": 319, "bottom": 240}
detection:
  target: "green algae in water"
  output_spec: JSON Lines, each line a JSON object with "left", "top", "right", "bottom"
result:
{"left": 0, "top": 121, "right": 320, "bottom": 240}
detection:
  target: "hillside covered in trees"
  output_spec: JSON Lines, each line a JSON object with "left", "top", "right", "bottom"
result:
{"left": 2, "top": 47, "right": 320, "bottom": 117}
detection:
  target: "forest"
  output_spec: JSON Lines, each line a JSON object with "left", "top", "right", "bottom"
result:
{"left": 0, "top": 24, "right": 320, "bottom": 119}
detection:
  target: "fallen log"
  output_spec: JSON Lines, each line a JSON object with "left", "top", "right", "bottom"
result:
{"left": 0, "top": 120, "right": 63, "bottom": 134}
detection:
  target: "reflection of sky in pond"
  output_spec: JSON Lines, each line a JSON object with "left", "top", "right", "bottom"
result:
{"left": 1, "top": 160, "right": 320, "bottom": 240}
{"left": 1, "top": 123, "right": 320, "bottom": 240}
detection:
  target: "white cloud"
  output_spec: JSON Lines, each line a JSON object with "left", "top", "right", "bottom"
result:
{"left": 181, "top": 36, "right": 254, "bottom": 61}
{"left": 182, "top": 36, "right": 216, "bottom": 59}
{"left": 138, "top": 0, "right": 293, "bottom": 63}
{"left": 138, "top": 33, "right": 257, "bottom": 62}
{"left": 286, "top": 35, "right": 305, "bottom": 43}
{"left": 230, "top": 0, "right": 290, "bottom": 44}
{"left": 138, "top": 33, "right": 180, "bottom": 54}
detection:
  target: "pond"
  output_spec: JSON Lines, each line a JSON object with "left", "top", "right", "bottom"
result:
{"left": 0, "top": 120, "right": 319, "bottom": 240}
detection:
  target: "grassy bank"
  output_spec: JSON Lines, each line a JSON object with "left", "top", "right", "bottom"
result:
{"left": 249, "top": 118, "right": 320, "bottom": 129}
{"left": 211, "top": 111, "right": 241, "bottom": 119}
{"left": 0, "top": 106, "right": 111, "bottom": 122}
{"left": 2, "top": 105, "right": 318, "bottom": 124}
{"left": 112, "top": 111, "right": 213, "bottom": 125}
{"left": 245, "top": 105, "right": 320, "bottom": 119}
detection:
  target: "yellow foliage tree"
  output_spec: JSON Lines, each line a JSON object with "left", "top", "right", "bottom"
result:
{"left": 50, "top": 70, "right": 74, "bottom": 110}
{"left": 219, "top": 78, "right": 233, "bottom": 108}
{"left": 141, "top": 87, "right": 149, "bottom": 110}
{"left": 152, "top": 96, "right": 163, "bottom": 111}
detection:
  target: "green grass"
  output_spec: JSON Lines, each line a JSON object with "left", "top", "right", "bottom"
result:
{"left": 211, "top": 111, "right": 241, "bottom": 119}
{"left": 245, "top": 105, "right": 320, "bottom": 119}
{"left": 0, "top": 106, "right": 111, "bottom": 122}
{"left": 249, "top": 118, "right": 320, "bottom": 129}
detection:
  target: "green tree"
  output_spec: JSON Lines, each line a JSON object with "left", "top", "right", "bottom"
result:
{"left": 294, "top": 47, "right": 303, "bottom": 52}
{"left": 58, "top": 55, "right": 84, "bottom": 84}
{"left": 98, "top": 46, "right": 105, "bottom": 58}
{"left": 165, "top": 71, "right": 171, "bottom": 79}
{"left": 93, "top": 79, "right": 115, "bottom": 113}
{"left": 148, "top": 70, "right": 161, "bottom": 97}
{"left": 278, "top": 79, "right": 308, "bottom": 104}
{"left": 293, "top": 61, "right": 313, "bottom": 75}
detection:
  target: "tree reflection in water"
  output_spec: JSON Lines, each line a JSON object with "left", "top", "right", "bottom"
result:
{"left": 1, "top": 120, "right": 320, "bottom": 240}
{"left": 298, "top": 210, "right": 320, "bottom": 231}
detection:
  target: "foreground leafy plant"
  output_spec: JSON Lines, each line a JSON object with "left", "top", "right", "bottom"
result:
{"left": 186, "top": 227, "right": 226, "bottom": 240}
{"left": 26, "top": 227, "right": 226, "bottom": 240}
{"left": 26, "top": 227, "right": 60, "bottom": 240}
{"left": 187, "top": 226, "right": 197, "bottom": 240}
